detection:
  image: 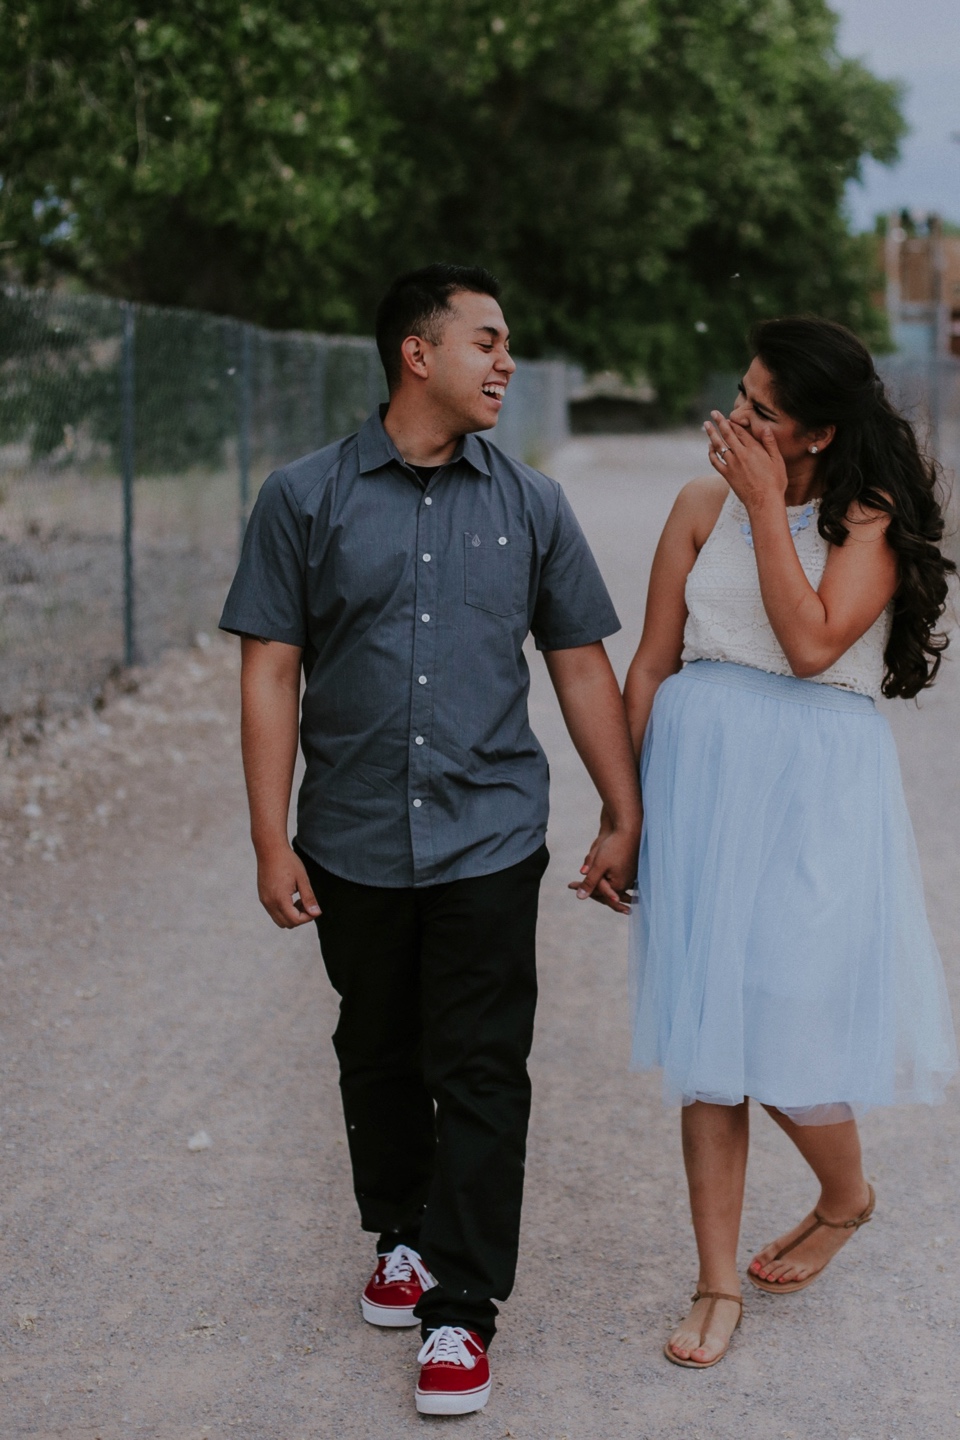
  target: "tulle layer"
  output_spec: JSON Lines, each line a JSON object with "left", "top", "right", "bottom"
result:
{"left": 629, "top": 661, "right": 957, "bottom": 1121}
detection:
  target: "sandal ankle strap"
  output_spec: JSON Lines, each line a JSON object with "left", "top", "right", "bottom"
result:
{"left": 813, "top": 1184, "right": 876, "bottom": 1232}
{"left": 773, "top": 1184, "right": 875, "bottom": 1261}
{"left": 691, "top": 1290, "right": 743, "bottom": 1309}
{"left": 814, "top": 1211, "right": 873, "bottom": 1230}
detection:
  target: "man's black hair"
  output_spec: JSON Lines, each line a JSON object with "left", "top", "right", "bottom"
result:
{"left": 375, "top": 264, "right": 502, "bottom": 392}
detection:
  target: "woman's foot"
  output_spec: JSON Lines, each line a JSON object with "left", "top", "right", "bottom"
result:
{"left": 748, "top": 1183, "right": 874, "bottom": 1287}
{"left": 665, "top": 1291, "right": 742, "bottom": 1366}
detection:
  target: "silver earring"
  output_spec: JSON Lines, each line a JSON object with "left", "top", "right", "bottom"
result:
{"left": 809, "top": 445, "right": 819, "bottom": 454}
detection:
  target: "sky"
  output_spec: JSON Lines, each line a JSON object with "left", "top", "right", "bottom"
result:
{"left": 830, "top": 0, "right": 960, "bottom": 229}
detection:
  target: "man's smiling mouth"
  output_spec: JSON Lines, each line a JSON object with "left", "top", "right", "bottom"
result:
{"left": 482, "top": 384, "right": 506, "bottom": 401}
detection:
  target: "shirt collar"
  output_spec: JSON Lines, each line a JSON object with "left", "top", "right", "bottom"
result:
{"left": 357, "top": 406, "right": 491, "bottom": 478}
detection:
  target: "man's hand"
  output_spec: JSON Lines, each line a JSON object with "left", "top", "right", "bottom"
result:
{"left": 568, "top": 812, "right": 640, "bottom": 915}
{"left": 543, "top": 642, "right": 643, "bottom": 917}
{"left": 256, "top": 841, "right": 321, "bottom": 928}
{"left": 240, "top": 636, "right": 318, "bottom": 929}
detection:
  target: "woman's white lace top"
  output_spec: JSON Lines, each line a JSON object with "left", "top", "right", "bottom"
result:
{"left": 681, "top": 491, "right": 892, "bottom": 699}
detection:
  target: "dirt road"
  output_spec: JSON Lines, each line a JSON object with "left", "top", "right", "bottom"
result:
{"left": 1, "top": 434, "right": 958, "bottom": 1440}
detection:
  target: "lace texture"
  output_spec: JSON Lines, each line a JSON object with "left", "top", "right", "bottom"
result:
{"left": 681, "top": 493, "right": 891, "bottom": 699}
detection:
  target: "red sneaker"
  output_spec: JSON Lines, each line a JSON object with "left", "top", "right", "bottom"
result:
{"left": 360, "top": 1245, "right": 436, "bottom": 1328}
{"left": 415, "top": 1326, "right": 491, "bottom": 1415}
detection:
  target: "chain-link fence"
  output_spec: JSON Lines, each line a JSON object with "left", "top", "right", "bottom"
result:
{"left": 7, "top": 286, "right": 953, "bottom": 725}
{"left": 876, "top": 356, "right": 960, "bottom": 563}
{"left": 0, "top": 287, "right": 571, "bottom": 721}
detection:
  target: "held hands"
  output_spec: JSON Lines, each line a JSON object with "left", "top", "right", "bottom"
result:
{"left": 256, "top": 841, "right": 321, "bottom": 928}
{"left": 704, "top": 410, "right": 786, "bottom": 510}
{"left": 568, "top": 805, "right": 641, "bottom": 916}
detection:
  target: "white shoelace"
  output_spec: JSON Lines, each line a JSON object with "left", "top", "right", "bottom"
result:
{"left": 381, "top": 1244, "right": 436, "bottom": 1292}
{"left": 416, "top": 1325, "right": 478, "bottom": 1369}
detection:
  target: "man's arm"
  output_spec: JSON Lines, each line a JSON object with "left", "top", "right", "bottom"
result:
{"left": 543, "top": 641, "right": 642, "bottom": 915}
{"left": 240, "top": 635, "right": 321, "bottom": 928}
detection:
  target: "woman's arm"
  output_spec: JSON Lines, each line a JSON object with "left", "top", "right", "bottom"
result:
{"left": 623, "top": 477, "right": 725, "bottom": 758}
{"left": 705, "top": 415, "right": 898, "bottom": 678}
{"left": 573, "top": 478, "right": 719, "bottom": 898}
{"left": 746, "top": 500, "right": 896, "bottom": 677}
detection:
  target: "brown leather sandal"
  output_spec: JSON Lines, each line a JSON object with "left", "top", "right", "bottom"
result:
{"left": 747, "top": 1184, "right": 875, "bottom": 1295}
{"left": 663, "top": 1290, "right": 743, "bottom": 1369}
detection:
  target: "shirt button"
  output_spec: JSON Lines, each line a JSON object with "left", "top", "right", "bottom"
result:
{"left": 498, "top": 536, "right": 508, "bottom": 545}
{"left": 422, "top": 552, "right": 431, "bottom": 562}
{"left": 412, "top": 798, "right": 422, "bottom": 808}
{"left": 415, "top": 736, "right": 424, "bottom": 745}
{"left": 424, "top": 497, "right": 433, "bottom": 506}
{"left": 421, "top": 613, "right": 430, "bottom": 623}
{"left": 418, "top": 675, "right": 427, "bottom": 685}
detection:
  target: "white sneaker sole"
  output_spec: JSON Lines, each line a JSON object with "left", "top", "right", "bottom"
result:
{"left": 360, "top": 1296, "right": 419, "bottom": 1327}
{"left": 415, "top": 1379, "right": 491, "bottom": 1415}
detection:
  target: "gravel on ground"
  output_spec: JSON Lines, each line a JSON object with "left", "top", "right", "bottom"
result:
{"left": 1, "top": 433, "right": 958, "bottom": 1440}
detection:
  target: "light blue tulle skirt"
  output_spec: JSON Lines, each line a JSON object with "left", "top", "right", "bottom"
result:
{"left": 629, "top": 660, "right": 957, "bottom": 1121}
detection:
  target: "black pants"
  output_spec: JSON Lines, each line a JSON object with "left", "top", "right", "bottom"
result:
{"left": 296, "top": 843, "right": 549, "bottom": 1346}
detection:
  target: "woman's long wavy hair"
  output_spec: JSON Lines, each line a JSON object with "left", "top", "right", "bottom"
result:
{"left": 751, "top": 316, "right": 956, "bottom": 698}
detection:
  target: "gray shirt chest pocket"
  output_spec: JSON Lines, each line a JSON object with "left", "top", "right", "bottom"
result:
{"left": 463, "top": 532, "right": 531, "bottom": 617}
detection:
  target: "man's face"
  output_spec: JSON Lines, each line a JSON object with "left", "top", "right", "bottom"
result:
{"left": 423, "top": 291, "right": 517, "bottom": 433}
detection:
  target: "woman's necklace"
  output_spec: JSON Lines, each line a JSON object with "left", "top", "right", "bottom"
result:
{"left": 739, "top": 501, "right": 816, "bottom": 550}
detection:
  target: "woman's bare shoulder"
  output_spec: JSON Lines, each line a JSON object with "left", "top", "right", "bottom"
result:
{"left": 671, "top": 476, "right": 729, "bottom": 547}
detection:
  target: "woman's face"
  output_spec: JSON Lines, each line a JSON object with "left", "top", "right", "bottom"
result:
{"left": 729, "top": 356, "right": 825, "bottom": 467}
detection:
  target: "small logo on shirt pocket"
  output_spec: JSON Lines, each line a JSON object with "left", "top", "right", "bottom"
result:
{"left": 463, "top": 532, "right": 530, "bottom": 617}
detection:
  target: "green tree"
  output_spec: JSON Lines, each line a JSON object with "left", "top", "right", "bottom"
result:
{"left": 0, "top": 0, "right": 903, "bottom": 406}
{"left": 0, "top": 1, "right": 383, "bottom": 325}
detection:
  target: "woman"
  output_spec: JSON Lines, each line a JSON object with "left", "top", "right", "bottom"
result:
{"left": 610, "top": 316, "right": 957, "bottom": 1369}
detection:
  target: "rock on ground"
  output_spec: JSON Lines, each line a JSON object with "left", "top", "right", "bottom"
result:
{"left": 0, "top": 434, "right": 958, "bottom": 1440}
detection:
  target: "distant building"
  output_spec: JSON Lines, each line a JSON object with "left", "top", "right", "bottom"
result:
{"left": 567, "top": 369, "right": 660, "bottom": 433}
{"left": 881, "top": 212, "right": 960, "bottom": 359}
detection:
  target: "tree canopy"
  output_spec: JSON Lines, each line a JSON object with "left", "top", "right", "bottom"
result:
{"left": 0, "top": 0, "right": 904, "bottom": 405}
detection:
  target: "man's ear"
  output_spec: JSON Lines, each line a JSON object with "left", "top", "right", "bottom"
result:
{"left": 399, "top": 334, "right": 430, "bottom": 382}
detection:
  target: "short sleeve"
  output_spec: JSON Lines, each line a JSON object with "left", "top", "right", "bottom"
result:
{"left": 219, "top": 470, "right": 308, "bottom": 645}
{"left": 531, "top": 487, "right": 621, "bottom": 651}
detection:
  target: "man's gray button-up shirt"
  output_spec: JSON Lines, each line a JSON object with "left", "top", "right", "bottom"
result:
{"left": 220, "top": 409, "right": 620, "bottom": 888}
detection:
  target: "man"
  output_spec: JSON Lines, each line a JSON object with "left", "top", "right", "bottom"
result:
{"left": 220, "top": 264, "right": 641, "bottom": 1415}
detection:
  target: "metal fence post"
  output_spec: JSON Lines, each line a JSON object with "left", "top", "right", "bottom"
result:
{"left": 312, "top": 338, "right": 328, "bottom": 449}
{"left": 928, "top": 355, "right": 942, "bottom": 464}
{"left": 120, "top": 301, "right": 136, "bottom": 666}
{"left": 238, "top": 323, "right": 253, "bottom": 556}
{"left": 366, "top": 344, "right": 383, "bottom": 416}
